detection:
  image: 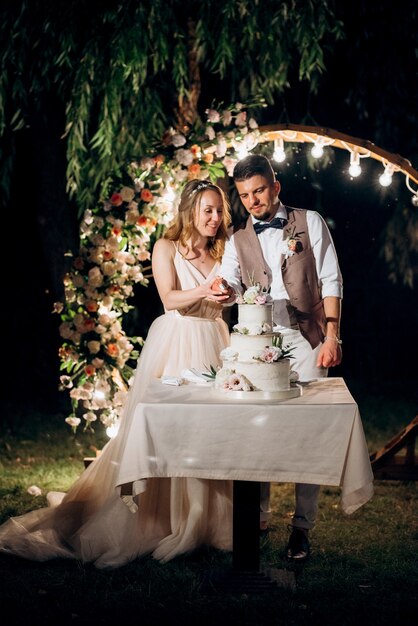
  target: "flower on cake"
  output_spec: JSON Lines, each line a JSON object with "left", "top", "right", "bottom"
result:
{"left": 214, "top": 366, "right": 235, "bottom": 388}
{"left": 233, "top": 322, "right": 272, "bottom": 335}
{"left": 220, "top": 347, "right": 238, "bottom": 361}
{"left": 236, "top": 282, "right": 271, "bottom": 305}
{"left": 258, "top": 346, "right": 283, "bottom": 362}
{"left": 223, "top": 373, "right": 254, "bottom": 392}
{"left": 255, "top": 334, "right": 295, "bottom": 361}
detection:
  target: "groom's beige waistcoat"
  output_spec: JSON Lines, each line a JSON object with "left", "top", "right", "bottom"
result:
{"left": 232, "top": 207, "right": 326, "bottom": 349}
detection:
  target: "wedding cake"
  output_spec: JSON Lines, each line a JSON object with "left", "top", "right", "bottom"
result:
{"left": 214, "top": 285, "right": 301, "bottom": 400}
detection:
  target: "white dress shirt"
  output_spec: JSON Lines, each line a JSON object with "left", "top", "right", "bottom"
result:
{"left": 220, "top": 202, "right": 343, "bottom": 330}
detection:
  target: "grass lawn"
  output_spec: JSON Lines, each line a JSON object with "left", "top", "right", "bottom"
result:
{"left": 0, "top": 377, "right": 417, "bottom": 625}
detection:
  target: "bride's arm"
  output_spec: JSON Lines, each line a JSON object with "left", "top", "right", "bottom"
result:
{"left": 152, "top": 239, "right": 228, "bottom": 311}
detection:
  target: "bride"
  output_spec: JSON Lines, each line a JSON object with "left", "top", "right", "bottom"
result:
{"left": 0, "top": 179, "right": 236, "bottom": 569}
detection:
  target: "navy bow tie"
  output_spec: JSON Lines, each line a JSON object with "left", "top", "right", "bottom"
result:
{"left": 253, "top": 217, "right": 288, "bottom": 235}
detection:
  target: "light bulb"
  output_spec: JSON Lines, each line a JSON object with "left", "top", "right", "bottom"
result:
{"left": 349, "top": 152, "right": 362, "bottom": 177}
{"left": 349, "top": 163, "right": 362, "bottom": 177}
{"left": 273, "top": 138, "right": 286, "bottom": 163}
{"left": 379, "top": 172, "right": 392, "bottom": 187}
{"left": 379, "top": 163, "right": 395, "bottom": 187}
{"left": 311, "top": 143, "right": 324, "bottom": 159}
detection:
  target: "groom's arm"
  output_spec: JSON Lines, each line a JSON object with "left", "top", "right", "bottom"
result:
{"left": 219, "top": 236, "right": 243, "bottom": 303}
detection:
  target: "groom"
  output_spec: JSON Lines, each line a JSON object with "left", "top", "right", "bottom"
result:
{"left": 220, "top": 154, "right": 343, "bottom": 561}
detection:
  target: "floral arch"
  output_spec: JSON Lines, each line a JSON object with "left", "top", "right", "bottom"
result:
{"left": 56, "top": 102, "right": 418, "bottom": 434}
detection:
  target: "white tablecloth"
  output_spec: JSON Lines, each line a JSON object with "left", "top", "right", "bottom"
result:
{"left": 117, "top": 377, "right": 374, "bottom": 514}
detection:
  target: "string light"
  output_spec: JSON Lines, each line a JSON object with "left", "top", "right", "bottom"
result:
{"left": 348, "top": 151, "right": 361, "bottom": 177}
{"left": 273, "top": 138, "right": 286, "bottom": 162}
{"left": 260, "top": 128, "right": 417, "bottom": 204}
{"left": 405, "top": 175, "right": 418, "bottom": 206}
{"left": 306, "top": 134, "right": 334, "bottom": 159}
{"left": 311, "top": 142, "right": 324, "bottom": 159}
{"left": 379, "top": 162, "right": 396, "bottom": 187}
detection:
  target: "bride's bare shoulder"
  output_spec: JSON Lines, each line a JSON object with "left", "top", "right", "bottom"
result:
{"left": 153, "top": 238, "right": 176, "bottom": 253}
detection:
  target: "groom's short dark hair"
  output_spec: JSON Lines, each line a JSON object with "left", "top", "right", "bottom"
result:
{"left": 233, "top": 154, "right": 276, "bottom": 184}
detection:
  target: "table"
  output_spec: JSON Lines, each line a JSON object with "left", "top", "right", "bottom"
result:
{"left": 116, "top": 377, "right": 373, "bottom": 581}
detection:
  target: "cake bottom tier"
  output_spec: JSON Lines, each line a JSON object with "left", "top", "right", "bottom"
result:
{"left": 230, "top": 359, "right": 290, "bottom": 392}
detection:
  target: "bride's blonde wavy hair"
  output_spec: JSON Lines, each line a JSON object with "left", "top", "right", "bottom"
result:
{"left": 164, "top": 180, "right": 231, "bottom": 261}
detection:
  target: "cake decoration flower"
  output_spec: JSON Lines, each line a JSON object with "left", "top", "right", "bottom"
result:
{"left": 219, "top": 347, "right": 239, "bottom": 361}
{"left": 223, "top": 373, "right": 254, "bottom": 391}
{"left": 235, "top": 282, "right": 272, "bottom": 305}
{"left": 254, "top": 334, "right": 295, "bottom": 361}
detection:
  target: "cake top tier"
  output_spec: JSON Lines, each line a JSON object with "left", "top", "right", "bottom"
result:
{"left": 234, "top": 302, "right": 273, "bottom": 335}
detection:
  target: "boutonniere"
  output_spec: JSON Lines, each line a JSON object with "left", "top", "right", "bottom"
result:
{"left": 283, "top": 226, "right": 304, "bottom": 257}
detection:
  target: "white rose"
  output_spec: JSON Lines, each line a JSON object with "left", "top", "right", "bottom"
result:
{"left": 222, "top": 110, "right": 232, "bottom": 125}
{"left": 243, "top": 286, "right": 259, "bottom": 304}
{"left": 87, "top": 340, "right": 101, "bottom": 354}
{"left": 83, "top": 411, "right": 97, "bottom": 422}
{"left": 232, "top": 324, "right": 248, "bottom": 335}
{"left": 88, "top": 267, "right": 103, "bottom": 288}
{"left": 174, "top": 148, "right": 194, "bottom": 166}
{"left": 222, "top": 156, "right": 238, "bottom": 176}
{"left": 205, "top": 125, "right": 216, "bottom": 140}
{"left": 215, "top": 137, "right": 227, "bottom": 158}
{"left": 59, "top": 322, "right": 73, "bottom": 339}
{"left": 220, "top": 347, "right": 238, "bottom": 361}
{"left": 206, "top": 109, "right": 221, "bottom": 123}
{"left": 83, "top": 209, "right": 94, "bottom": 225}
{"left": 120, "top": 186, "right": 135, "bottom": 202}
{"left": 172, "top": 133, "right": 187, "bottom": 147}
{"left": 65, "top": 416, "right": 81, "bottom": 428}
{"left": 139, "top": 157, "right": 155, "bottom": 170}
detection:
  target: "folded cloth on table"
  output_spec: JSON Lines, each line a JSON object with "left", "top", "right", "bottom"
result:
{"left": 161, "top": 376, "right": 184, "bottom": 386}
{"left": 181, "top": 369, "right": 212, "bottom": 384}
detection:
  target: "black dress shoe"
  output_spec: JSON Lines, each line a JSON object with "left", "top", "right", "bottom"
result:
{"left": 286, "top": 528, "right": 310, "bottom": 561}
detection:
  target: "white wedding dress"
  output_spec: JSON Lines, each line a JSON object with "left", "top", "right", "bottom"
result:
{"left": 0, "top": 250, "right": 233, "bottom": 568}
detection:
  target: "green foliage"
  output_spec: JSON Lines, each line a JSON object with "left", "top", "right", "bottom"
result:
{"left": 381, "top": 198, "right": 418, "bottom": 288}
{"left": 0, "top": 0, "right": 344, "bottom": 212}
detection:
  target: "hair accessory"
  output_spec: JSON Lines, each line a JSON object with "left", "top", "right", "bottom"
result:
{"left": 193, "top": 180, "right": 211, "bottom": 193}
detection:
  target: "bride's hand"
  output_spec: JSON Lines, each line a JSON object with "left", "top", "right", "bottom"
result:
{"left": 205, "top": 276, "right": 235, "bottom": 302}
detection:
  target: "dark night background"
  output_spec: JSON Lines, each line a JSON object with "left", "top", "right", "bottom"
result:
{"left": 2, "top": 1, "right": 418, "bottom": 423}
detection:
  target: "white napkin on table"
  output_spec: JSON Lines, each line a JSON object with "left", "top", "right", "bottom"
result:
{"left": 181, "top": 369, "right": 213, "bottom": 384}
{"left": 161, "top": 376, "right": 184, "bottom": 386}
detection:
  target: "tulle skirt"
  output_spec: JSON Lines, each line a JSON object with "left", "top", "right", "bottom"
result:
{"left": 0, "top": 313, "right": 233, "bottom": 568}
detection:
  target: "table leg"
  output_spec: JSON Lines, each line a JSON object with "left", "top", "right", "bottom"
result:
{"left": 201, "top": 480, "right": 278, "bottom": 593}
{"left": 232, "top": 480, "right": 260, "bottom": 571}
